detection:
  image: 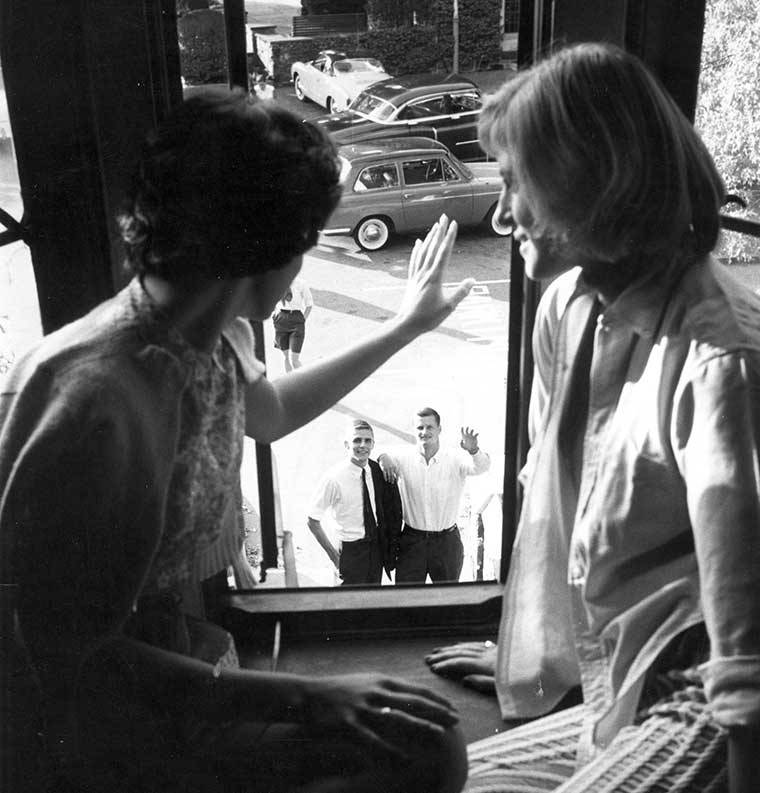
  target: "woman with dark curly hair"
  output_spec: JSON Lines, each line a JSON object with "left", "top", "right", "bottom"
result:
{"left": 0, "top": 88, "right": 471, "bottom": 793}
{"left": 426, "top": 43, "right": 760, "bottom": 792}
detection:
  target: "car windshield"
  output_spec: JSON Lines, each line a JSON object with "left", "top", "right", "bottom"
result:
{"left": 348, "top": 92, "right": 397, "bottom": 121}
{"left": 334, "top": 58, "right": 385, "bottom": 74}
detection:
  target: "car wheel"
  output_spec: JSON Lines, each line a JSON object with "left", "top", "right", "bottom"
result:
{"left": 326, "top": 96, "right": 335, "bottom": 113}
{"left": 294, "top": 75, "right": 305, "bottom": 101}
{"left": 488, "top": 203, "right": 513, "bottom": 237}
{"left": 354, "top": 217, "right": 391, "bottom": 251}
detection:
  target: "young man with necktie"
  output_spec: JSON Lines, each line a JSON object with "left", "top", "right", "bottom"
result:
{"left": 307, "top": 419, "right": 402, "bottom": 584}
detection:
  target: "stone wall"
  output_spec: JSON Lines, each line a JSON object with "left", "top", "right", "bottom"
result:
{"left": 252, "top": 31, "right": 366, "bottom": 85}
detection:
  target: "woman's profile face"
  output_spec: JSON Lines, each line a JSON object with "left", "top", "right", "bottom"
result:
{"left": 498, "top": 156, "right": 585, "bottom": 282}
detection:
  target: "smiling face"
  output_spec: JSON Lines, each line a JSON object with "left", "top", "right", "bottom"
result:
{"left": 414, "top": 412, "right": 441, "bottom": 455}
{"left": 496, "top": 157, "right": 585, "bottom": 282}
{"left": 345, "top": 426, "right": 375, "bottom": 466}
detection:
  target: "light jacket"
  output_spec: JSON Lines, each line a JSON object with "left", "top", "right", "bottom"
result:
{"left": 495, "top": 256, "right": 760, "bottom": 754}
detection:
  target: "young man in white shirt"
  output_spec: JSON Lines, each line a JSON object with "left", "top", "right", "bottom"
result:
{"left": 378, "top": 407, "right": 490, "bottom": 583}
{"left": 273, "top": 276, "right": 313, "bottom": 371}
{"left": 308, "top": 419, "right": 402, "bottom": 585}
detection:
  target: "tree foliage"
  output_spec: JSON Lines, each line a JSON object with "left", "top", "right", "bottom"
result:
{"left": 696, "top": 0, "right": 760, "bottom": 261}
{"left": 365, "top": 0, "right": 501, "bottom": 71}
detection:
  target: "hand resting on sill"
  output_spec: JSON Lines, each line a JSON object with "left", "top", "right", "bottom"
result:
{"left": 425, "top": 640, "right": 498, "bottom": 695}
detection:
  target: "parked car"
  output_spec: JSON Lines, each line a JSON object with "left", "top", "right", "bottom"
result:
{"left": 322, "top": 137, "right": 512, "bottom": 250}
{"left": 291, "top": 50, "right": 391, "bottom": 113}
{"left": 312, "top": 74, "right": 485, "bottom": 162}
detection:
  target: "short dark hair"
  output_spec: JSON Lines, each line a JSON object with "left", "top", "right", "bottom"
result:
{"left": 416, "top": 407, "right": 441, "bottom": 426}
{"left": 118, "top": 87, "right": 342, "bottom": 283}
{"left": 479, "top": 43, "right": 725, "bottom": 265}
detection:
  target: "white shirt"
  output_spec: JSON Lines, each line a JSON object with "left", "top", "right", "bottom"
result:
{"left": 382, "top": 446, "right": 490, "bottom": 531}
{"left": 308, "top": 459, "right": 377, "bottom": 542}
{"left": 277, "top": 278, "right": 313, "bottom": 313}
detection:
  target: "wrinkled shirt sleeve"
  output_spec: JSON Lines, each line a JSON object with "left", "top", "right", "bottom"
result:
{"left": 307, "top": 476, "right": 340, "bottom": 522}
{"left": 673, "top": 350, "right": 760, "bottom": 727}
{"left": 459, "top": 448, "right": 491, "bottom": 476}
{"left": 519, "top": 274, "right": 570, "bottom": 487}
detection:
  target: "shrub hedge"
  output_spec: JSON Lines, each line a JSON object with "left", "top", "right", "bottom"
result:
{"left": 178, "top": 8, "right": 227, "bottom": 85}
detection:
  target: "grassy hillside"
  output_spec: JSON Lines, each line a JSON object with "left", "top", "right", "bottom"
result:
{"left": 245, "top": 0, "right": 300, "bottom": 33}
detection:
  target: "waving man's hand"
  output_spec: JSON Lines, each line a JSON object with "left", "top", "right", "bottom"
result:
{"left": 460, "top": 426, "right": 480, "bottom": 454}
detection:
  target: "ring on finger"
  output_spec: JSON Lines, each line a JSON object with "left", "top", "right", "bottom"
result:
{"left": 484, "top": 640, "right": 495, "bottom": 648}
{"left": 380, "top": 706, "right": 392, "bottom": 715}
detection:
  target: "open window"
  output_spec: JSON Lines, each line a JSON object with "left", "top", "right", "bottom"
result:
{"left": 4, "top": 0, "right": 760, "bottom": 634}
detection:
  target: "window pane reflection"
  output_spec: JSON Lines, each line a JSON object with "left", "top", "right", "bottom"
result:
{"left": 243, "top": 233, "right": 509, "bottom": 588}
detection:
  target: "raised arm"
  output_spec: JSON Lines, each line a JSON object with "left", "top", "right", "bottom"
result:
{"left": 245, "top": 216, "right": 473, "bottom": 443}
{"left": 459, "top": 426, "right": 490, "bottom": 475}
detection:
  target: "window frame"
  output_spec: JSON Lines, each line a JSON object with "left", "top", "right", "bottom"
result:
{"left": 353, "top": 162, "right": 401, "bottom": 192}
{"left": 4, "top": 0, "right": 760, "bottom": 629}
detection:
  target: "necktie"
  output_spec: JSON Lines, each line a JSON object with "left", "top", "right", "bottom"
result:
{"left": 361, "top": 467, "right": 377, "bottom": 541}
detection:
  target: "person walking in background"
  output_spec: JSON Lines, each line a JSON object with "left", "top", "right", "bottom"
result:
{"left": 308, "top": 419, "right": 402, "bottom": 585}
{"left": 378, "top": 407, "right": 490, "bottom": 584}
{"left": 273, "top": 275, "right": 312, "bottom": 371}
{"left": 426, "top": 42, "right": 760, "bottom": 793}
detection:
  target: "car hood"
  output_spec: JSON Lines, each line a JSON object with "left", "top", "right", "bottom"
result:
{"left": 312, "top": 111, "right": 376, "bottom": 133}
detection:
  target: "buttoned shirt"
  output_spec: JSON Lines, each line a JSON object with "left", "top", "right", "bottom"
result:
{"left": 495, "top": 257, "right": 760, "bottom": 759}
{"left": 382, "top": 445, "right": 490, "bottom": 531}
{"left": 308, "top": 459, "right": 377, "bottom": 542}
{"left": 277, "top": 278, "right": 313, "bottom": 313}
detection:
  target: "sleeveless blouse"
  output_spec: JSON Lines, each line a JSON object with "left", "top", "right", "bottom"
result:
{"left": 123, "top": 279, "right": 264, "bottom": 597}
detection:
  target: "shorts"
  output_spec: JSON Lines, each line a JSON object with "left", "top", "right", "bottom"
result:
{"left": 273, "top": 310, "right": 305, "bottom": 352}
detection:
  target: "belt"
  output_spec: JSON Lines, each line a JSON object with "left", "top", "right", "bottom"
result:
{"left": 278, "top": 308, "right": 303, "bottom": 314}
{"left": 403, "top": 524, "right": 457, "bottom": 535}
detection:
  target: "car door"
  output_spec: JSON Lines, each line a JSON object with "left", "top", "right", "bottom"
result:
{"left": 400, "top": 156, "right": 445, "bottom": 232}
{"left": 397, "top": 92, "right": 484, "bottom": 161}
{"left": 400, "top": 154, "right": 477, "bottom": 232}
{"left": 394, "top": 96, "right": 447, "bottom": 143}
{"left": 438, "top": 157, "right": 476, "bottom": 223}
{"left": 309, "top": 55, "right": 329, "bottom": 106}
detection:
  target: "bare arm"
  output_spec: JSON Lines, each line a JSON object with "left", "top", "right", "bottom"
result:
{"left": 307, "top": 516, "right": 340, "bottom": 568}
{"left": 97, "top": 634, "right": 460, "bottom": 756}
{"left": 246, "top": 217, "right": 473, "bottom": 443}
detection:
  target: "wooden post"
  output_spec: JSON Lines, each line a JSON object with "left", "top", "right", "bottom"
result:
{"left": 453, "top": 0, "right": 460, "bottom": 73}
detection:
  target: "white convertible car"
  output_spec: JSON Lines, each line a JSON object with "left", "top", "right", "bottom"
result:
{"left": 291, "top": 50, "right": 391, "bottom": 113}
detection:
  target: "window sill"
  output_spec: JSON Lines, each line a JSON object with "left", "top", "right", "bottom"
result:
{"left": 219, "top": 580, "right": 503, "bottom": 642}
